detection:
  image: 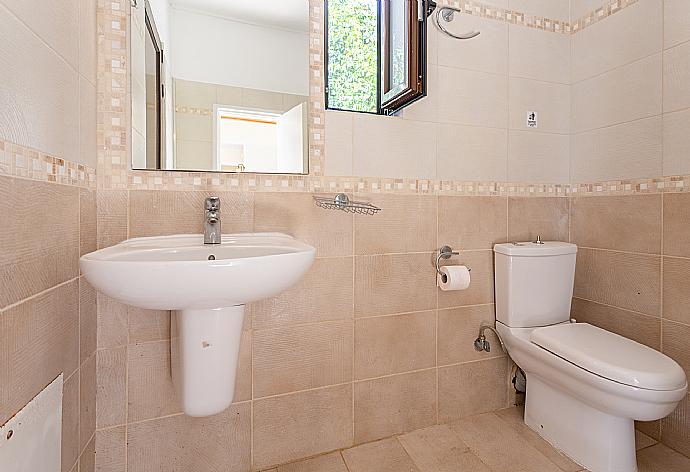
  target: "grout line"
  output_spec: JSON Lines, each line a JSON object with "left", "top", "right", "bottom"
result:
{"left": 575, "top": 245, "right": 662, "bottom": 257}
{"left": 573, "top": 296, "right": 662, "bottom": 321}
{"left": 0, "top": 276, "right": 81, "bottom": 314}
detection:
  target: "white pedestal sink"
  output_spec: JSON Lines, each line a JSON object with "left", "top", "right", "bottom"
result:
{"left": 80, "top": 233, "right": 316, "bottom": 417}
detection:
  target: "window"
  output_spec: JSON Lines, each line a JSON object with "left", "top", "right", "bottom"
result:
{"left": 325, "top": 0, "right": 431, "bottom": 115}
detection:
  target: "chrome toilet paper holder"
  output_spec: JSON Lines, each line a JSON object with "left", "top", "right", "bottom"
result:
{"left": 436, "top": 245, "right": 471, "bottom": 282}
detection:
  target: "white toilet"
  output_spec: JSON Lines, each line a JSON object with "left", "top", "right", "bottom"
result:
{"left": 494, "top": 241, "right": 687, "bottom": 472}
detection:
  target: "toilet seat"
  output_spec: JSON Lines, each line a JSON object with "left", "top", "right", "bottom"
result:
{"left": 531, "top": 323, "right": 686, "bottom": 392}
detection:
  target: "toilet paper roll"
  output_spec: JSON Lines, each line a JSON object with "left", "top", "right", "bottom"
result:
{"left": 437, "top": 265, "right": 471, "bottom": 291}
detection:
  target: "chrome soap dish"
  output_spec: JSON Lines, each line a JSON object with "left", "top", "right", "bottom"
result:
{"left": 313, "top": 193, "right": 381, "bottom": 216}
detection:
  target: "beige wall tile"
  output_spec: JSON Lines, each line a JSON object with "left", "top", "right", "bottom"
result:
{"left": 0, "top": 281, "right": 79, "bottom": 425}
{"left": 80, "top": 354, "right": 96, "bottom": 452}
{"left": 663, "top": 193, "right": 690, "bottom": 258}
{"left": 174, "top": 79, "right": 217, "bottom": 109}
{"left": 663, "top": 41, "right": 690, "bottom": 113}
{"left": 355, "top": 311, "right": 436, "bottom": 380}
{"left": 354, "top": 194, "right": 437, "bottom": 254}
{"left": 438, "top": 196, "right": 507, "bottom": 250}
{"left": 79, "top": 435, "right": 95, "bottom": 472}
{"left": 95, "top": 426, "right": 126, "bottom": 472}
{"left": 97, "top": 294, "right": 128, "bottom": 349}
{"left": 495, "top": 407, "right": 582, "bottom": 471}
{"left": 342, "top": 438, "right": 419, "bottom": 472}
{"left": 96, "top": 347, "right": 127, "bottom": 429}
{"left": 253, "top": 320, "right": 353, "bottom": 398}
{"left": 436, "top": 124, "right": 508, "bottom": 182}
{"left": 351, "top": 115, "right": 436, "bottom": 180}
{"left": 97, "top": 190, "right": 128, "bottom": 249}
{"left": 354, "top": 369, "right": 437, "bottom": 444}
{"left": 324, "top": 110, "right": 353, "bottom": 177}
{"left": 253, "top": 384, "right": 353, "bottom": 469}
{"left": 438, "top": 305, "right": 503, "bottom": 366}
{"left": 278, "top": 453, "right": 349, "bottom": 472}
{"left": 128, "top": 308, "right": 170, "bottom": 344}
{"left": 571, "top": 54, "right": 662, "bottom": 133}
{"left": 254, "top": 192, "right": 353, "bottom": 257}
{"left": 661, "top": 394, "right": 690, "bottom": 458}
{"left": 80, "top": 278, "right": 97, "bottom": 363}
{"left": 509, "top": 0, "right": 569, "bottom": 20}
{"left": 574, "top": 248, "right": 661, "bottom": 316}
{"left": 507, "top": 130, "right": 570, "bottom": 184}
{"left": 79, "top": 76, "right": 97, "bottom": 168}
{"left": 437, "top": 16, "right": 508, "bottom": 75}
{"left": 507, "top": 197, "right": 569, "bottom": 242}
{"left": 174, "top": 113, "right": 212, "bottom": 142}
{"left": 662, "top": 320, "right": 690, "bottom": 382}
{"left": 398, "top": 424, "right": 490, "bottom": 472}
{"left": 438, "top": 357, "right": 510, "bottom": 422}
{"left": 570, "top": 116, "right": 663, "bottom": 182}
{"left": 638, "top": 419, "right": 662, "bottom": 441}
{"left": 663, "top": 108, "right": 690, "bottom": 176}
{"left": 571, "top": 298, "right": 661, "bottom": 349}
{"left": 571, "top": 0, "right": 605, "bottom": 19}
{"left": 354, "top": 253, "right": 436, "bottom": 317}
{"left": 636, "top": 430, "right": 658, "bottom": 450}
{"left": 129, "top": 190, "right": 253, "bottom": 237}
{"left": 438, "top": 251, "right": 495, "bottom": 309}
{"left": 78, "top": 0, "right": 97, "bottom": 83}
{"left": 174, "top": 140, "right": 214, "bottom": 170}
{"left": 127, "top": 340, "right": 180, "bottom": 422}
{"left": 2, "top": 0, "right": 79, "bottom": 67}
{"left": 509, "top": 26, "right": 570, "bottom": 84}
{"left": 0, "top": 176, "right": 79, "bottom": 308}
{"left": 509, "top": 78, "right": 570, "bottom": 134}
{"left": 663, "top": 257, "right": 690, "bottom": 325}
{"left": 250, "top": 257, "right": 353, "bottom": 330}
{"left": 0, "top": 7, "right": 79, "bottom": 160}
{"left": 127, "top": 404, "right": 251, "bottom": 472}
{"left": 571, "top": 0, "right": 662, "bottom": 82}
{"left": 637, "top": 442, "right": 690, "bottom": 471}
{"left": 449, "top": 412, "right": 563, "bottom": 472}
{"left": 80, "top": 188, "right": 97, "bottom": 256}
{"left": 570, "top": 195, "right": 662, "bottom": 253}
{"left": 62, "top": 372, "right": 80, "bottom": 472}
{"left": 437, "top": 66, "right": 508, "bottom": 128}
{"left": 664, "top": 0, "right": 690, "bottom": 48}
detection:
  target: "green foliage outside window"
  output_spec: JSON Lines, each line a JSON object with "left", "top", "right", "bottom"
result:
{"left": 327, "top": 0, "right": 378, "bottom": 113}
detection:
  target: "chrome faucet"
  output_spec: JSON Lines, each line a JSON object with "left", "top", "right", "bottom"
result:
{"left": 204, "top": 196, "right": 221, "bottom": 244}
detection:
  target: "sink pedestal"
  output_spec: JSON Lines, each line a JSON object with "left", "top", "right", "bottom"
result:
{"left": 171, "top": 305, "right": 245, "bottom": 417}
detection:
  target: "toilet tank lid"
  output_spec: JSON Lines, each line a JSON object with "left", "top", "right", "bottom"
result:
{"left": 531, "top": 323, "right": 687, "bottom": 391}
{"left": 494, "top": 241, "right": 577, "bottom": 256}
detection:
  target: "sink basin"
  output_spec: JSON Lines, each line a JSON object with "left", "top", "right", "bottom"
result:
{"left": 80, "top": 233, "right": 316, "bottom": 417}
{"left": 80, "top": 233, "right": 316, "bottom": 310}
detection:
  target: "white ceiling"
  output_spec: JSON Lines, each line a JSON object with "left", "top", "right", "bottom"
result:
{"left": 170, "top": 0, "right": 310, "bottom": 32}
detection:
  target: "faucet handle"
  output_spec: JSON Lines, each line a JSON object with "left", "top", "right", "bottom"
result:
{"left": 205, "top": 196, "right": 220, "bottom": 211}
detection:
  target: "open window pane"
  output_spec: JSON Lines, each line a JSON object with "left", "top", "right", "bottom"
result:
{"left": 326, "top": 0, "right": 379, "bottom": 113}
{"left": 326, "top": 0, "right": 428, "bottom": 116}
{"left": 380, "top": 0, "right": 425, "bottom": 114}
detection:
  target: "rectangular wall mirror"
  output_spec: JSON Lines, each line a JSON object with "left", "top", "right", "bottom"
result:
{"left": 131, "top": 0, "right": 310, "bottom": 174}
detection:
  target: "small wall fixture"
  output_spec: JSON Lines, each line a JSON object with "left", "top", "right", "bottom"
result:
{"left": 313, "top": 193, "right": 381, "bottom": 215}
{"left": 435, "top": 6, "right": 481, "bottom": 40}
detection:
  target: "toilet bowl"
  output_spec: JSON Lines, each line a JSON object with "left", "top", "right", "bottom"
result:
{"left": 494, "top": 241, "right": 687, "bottom": 472}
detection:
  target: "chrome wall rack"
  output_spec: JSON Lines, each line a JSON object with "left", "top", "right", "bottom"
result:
{"left": 313, "top": 193, "right": 381, "bottom": 216}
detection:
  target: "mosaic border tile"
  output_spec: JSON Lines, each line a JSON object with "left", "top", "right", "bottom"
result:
{"left": 571, "top": 0, "right": 639, "bottom": 34}
{"left": 571, "top": 175, "right": 690, "bottom": 197}
{"left": 0, "top": 139, "right": 96, "bottom": 189}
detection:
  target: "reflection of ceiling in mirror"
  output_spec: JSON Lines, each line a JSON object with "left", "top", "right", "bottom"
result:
{"left": 169, "top": 0, "right": 309, "bottom": 32}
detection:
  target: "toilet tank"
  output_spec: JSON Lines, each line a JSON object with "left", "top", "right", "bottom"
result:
{"left": 494, "top": 241, "right": 577, "bottom": 328}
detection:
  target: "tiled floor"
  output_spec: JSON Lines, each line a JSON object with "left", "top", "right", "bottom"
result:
{"left": 262, "top": 406, "right": 690, "bottom": 472}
